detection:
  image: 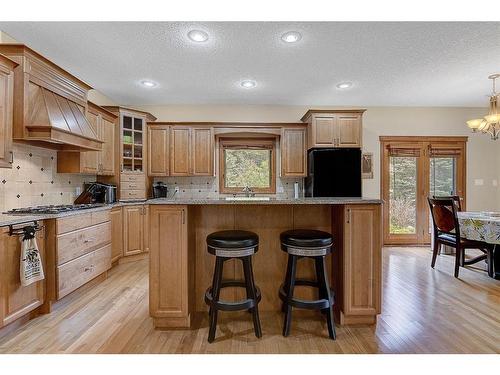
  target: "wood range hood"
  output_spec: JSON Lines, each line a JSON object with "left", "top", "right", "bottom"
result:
{"left": 0, "top": 44, "right": 103, "bottom": 151}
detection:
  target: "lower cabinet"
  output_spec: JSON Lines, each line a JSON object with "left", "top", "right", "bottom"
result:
{"left": 123, "top": 205, "right": 148, "bottom": 256}
{"left": 110, "top": 207, "right": 123, "bottom": 263}
{"left": 332, "top": 204, "right": 382, "bottom": 324}
{"left": 0, "top": 225, "right": 46, "bottom": 328}
{"left": 149, "top": 205, "right": 189, "bottom": 328}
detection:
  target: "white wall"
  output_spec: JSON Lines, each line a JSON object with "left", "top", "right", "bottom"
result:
{"left": 133, "top": 104, "right": 500, "bottom": 211}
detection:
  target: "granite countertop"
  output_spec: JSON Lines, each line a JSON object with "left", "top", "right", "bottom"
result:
{"left": 146, "top": 197, "right": 383, "bottom": 205}
{"left": 0, "top": 197, "right": 382, "bottom": 227}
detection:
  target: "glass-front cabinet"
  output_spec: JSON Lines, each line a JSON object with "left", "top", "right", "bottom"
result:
{"left": 121, "top": 114, "right": 145, "bottom": 172}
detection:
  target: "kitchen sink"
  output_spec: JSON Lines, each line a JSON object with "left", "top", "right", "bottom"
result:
{"left": 225, "top": 196, "right": 271, "bottom": 201}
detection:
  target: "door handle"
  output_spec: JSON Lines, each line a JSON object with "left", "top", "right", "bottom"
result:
{"left": 9, "top": 151, "right": 13, "bottom": 164}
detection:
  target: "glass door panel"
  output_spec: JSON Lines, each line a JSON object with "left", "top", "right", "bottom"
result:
{"left": 430, "top": 157, "right": 456, "bottom": 196}
{"left": 389, "top": 156, "right": 417, "bottom": 235}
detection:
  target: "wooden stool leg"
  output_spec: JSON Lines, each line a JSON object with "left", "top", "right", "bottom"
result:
{"left": 318, "top": 256, "right": 336, "bottom": 340}
{"left": 242, "top": 256, "right": 262, "bottom": 338}
{"left": 283, "top": 255, "right": 297, "bottom": 337}
{"left": 281, "top": 255, "right": 293, "bottom": 312}
{"left": 315, "top": 257, "right": 327, "bottom": 315}
{"left": 208, "top": 257, "right": 224, "bottom": 343}
{"left": 487, "top": 247, "right": 494, "bottom": 278}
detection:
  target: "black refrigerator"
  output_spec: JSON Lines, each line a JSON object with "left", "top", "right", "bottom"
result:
{"left": 304, "top": 148, "right": 362, "bottom": 197}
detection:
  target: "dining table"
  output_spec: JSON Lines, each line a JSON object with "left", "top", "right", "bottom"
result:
{"left": 458, "top": 211, "right": 500, "bottom": 279}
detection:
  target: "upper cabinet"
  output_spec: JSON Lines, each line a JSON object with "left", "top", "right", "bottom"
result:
{"left": 0, "top": 54, "right": 17, "bottom": 169}
{"left": 57, "top": 102, "right": 117, "bottom": 175}
{"left": 281, "top": 127, "right": 307, "bottom": 177}
{"left": 102, "top": 106, "right": 156, "bottom": 201}
{"left": 0, "top": 44, "right": 102, "bottom": 151}
{"left": 148, "top": 125, "right": 170, "bottom": 176}
{"left": 301, "top": 109, "right": 365, "bottom": 149}
{"left": 191, "top": 127, "right": 214, "bottom": 176}
{"left": 147, "top": 124, "right": 214, "bottom": 177}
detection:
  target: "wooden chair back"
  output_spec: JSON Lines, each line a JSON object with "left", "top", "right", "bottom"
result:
{"left": 432, "top": 195, "right": 462, "bottom": 211}
{"left": 427, "top": 197, "right": 460, "bottom": 238}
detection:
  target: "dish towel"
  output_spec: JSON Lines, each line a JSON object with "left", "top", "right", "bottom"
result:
{"left": 20, "top": 226, "right": 44, "bottom": 287}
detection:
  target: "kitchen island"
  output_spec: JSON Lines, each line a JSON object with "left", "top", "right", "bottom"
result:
{"left": 148, "top": 197, "right": 383, "bottom": 328}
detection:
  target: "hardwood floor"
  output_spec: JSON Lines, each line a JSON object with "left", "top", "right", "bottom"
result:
{"left": 0, "top": 247, "right": 499, "bottom": 354}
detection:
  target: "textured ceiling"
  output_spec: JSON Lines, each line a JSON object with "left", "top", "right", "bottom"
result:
{"left": 1, "top": 22, "right": 499, "bottom": 106}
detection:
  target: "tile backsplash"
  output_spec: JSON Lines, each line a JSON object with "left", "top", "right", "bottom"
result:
{"left": 154, "top": 176, "right": 304, "bottom": 199}
{"left": 0, "top": 143, "right": 95, "bottom": 212}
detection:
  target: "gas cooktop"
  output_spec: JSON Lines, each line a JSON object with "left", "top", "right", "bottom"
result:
{"left": 4, "top": 203, "right": 106, "bottom": 215}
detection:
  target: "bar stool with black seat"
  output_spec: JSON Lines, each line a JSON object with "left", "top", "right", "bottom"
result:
{"left": 205, "top": 230, "right": 262, "bottom": 343}
{"left": 279, "top": 229, "right": 336, "bottom": 340}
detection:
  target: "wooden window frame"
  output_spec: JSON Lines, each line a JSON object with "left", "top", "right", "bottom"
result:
{"left": 380, "top": 136, "right": 467, "bottom": 246}
{"left": 219, "top": 138, "right": 276, "bottom": 194}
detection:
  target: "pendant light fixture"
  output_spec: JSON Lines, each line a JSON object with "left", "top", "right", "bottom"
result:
{"left": 466, "top": 74, "right": 500, "bottom": 140}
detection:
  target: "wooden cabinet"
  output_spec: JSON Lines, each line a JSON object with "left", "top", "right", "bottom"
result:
{"left": 99, "top": 116, "right": 116, "bottom": 175}
{"left": 149, "top": 205, "right": 189, "bottom": 328}
{"left": 148, "top": 125, "right": 170, "bottom": 176}
{"left": 57, "top": 102, "right": 117, "bottom": 175}
{"left": 0, "top": 225, "right": 45, "bottom": 328}
{"left": 102, "top": 107, "right": 157, "bottom": 201}
{"left": 123, "top": 205, "right": 147, "bottom": 256}
{"left": 170, "top": 127, "right": 191, "bottom": 176}
{"left": 281, "top": 127, "right": 307, "bottom": 177}
{"left": 191, "top": 127, "right": 214, "bottom": 176}
{"left": 0, "top": 54, "right": 16, "bottom": 168}
{"left": 301, "top": 110, "right": 365, "bottom": 149}
{"left": 148, "top": 125, "right": 214, "bottom": 177}
{"left": 332, "top": 204, "right": 382, "bottom": 325}
{"left": 110, "top": 207, "right": 123, "bottom": 263}
{"left": 48, "top": 210, "right": 112, "bottom": 301}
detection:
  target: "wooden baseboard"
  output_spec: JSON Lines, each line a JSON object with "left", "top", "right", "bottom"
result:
{"left": 118, "top": 252, "right": 148, "bottom": 264}
{"left": 153, "top": 315, "right": 191, "bottom": 329}
{"left": 340, "top": 312, "right": 377, "bottom": 325}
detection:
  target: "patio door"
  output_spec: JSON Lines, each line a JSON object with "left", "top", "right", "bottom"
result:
{"left": 380, "top": 137, "right": 467, "bottom": 245}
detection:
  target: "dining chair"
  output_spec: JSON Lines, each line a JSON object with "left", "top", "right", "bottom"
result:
{"left": 428, "top": 197, "right": 494, "bottom": 278}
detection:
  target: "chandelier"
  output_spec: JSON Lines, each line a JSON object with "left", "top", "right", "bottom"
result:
{"left": 466, "top": 73, "right": 500, "bottom": 140}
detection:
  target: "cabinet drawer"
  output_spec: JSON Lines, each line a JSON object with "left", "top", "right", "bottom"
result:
{"left": 57, "top": 221, "right": 111, "bottom": 265}
{"left": 120, "top": 189, "right": 146, "bottom": 200}
{"left": 120, "top": 174, "right": 146, "bottom": 183}
{"left": 57, "top": 244, "right": 111, "bottom": 299}
{"left": 57, "top": 214, "right": 92, "bottom": 234}
{"left": 121, "top": 181, "right": 144, "bottom": 190}
{"left": 56, "top": 210, "right": 111, "bottom": 234}
{"left": 91, "top": 210, "right": 110, "bottom": 225}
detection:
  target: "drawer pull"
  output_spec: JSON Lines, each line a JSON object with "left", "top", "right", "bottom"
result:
{"left": 83, "top": 238, "right": 95, "bottom": 243}
{"left": 84, "top": 265, "right": 94, "bottom": 272}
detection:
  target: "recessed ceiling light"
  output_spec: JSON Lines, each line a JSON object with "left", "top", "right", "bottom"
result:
{"left": 240, "top": 80, "right": 257, "bottom": 89}
{"left": 281, "top": 31, "right": 302, "bottom": 43}
{"left": 140, "top": 80, "right": 157, "bottom": 88}
{"left": 187, "top": 30, "right": 209, "bottom": 42}
{"left": 336, "top": 82, "right": 353, "bottom": 89}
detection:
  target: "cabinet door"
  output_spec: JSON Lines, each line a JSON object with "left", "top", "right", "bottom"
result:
{"left": 82, "top": 109, "right": 99, "bottom": 174}
{"left": 170, "top": 127, "right": 191, "bottom": 176}
{"left": 343, "top": 204, "right": 382, "bottom": 320}
{"left": 191, "top": 127, "right": 214, "bottom": 176}
{"left": 110, "top": 207, "right": 123, "bottom": 263}
{"left": 0, "top": 64, "right": 14, "bottom": 168}
{"left": 123, "top": 205, "right": 144, "bottom": 256}
{"left": 148, "top": 126, "right": 169, "bottom": 176}
{"left": 149, "top": 205, "right": 188, "bottom": 325}
{"left": 337, "top": 114, "right": 361, "bottom": 147}
{"left": 0, "top": 227, "right": 45, "bottom": 328}
{"left": 312, "top": 116, "right": 335, "bottom": 146}
{"left": 98, "top": 117, "right": 115, "bottom": 175}
{"left": 281, "top": 127, "right": 306, "bottom": 177}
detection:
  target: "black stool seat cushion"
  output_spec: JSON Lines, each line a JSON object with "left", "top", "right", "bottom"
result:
{"left": 280, "top": 229, "right": 333, "bottom": 248}
{"left": 207, "top": 230, "right": 259, "bottom": 249}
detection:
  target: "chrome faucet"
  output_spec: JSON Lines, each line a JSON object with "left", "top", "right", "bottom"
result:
{"left": 242, "top": 185, "right": 254, "bottom": 197}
